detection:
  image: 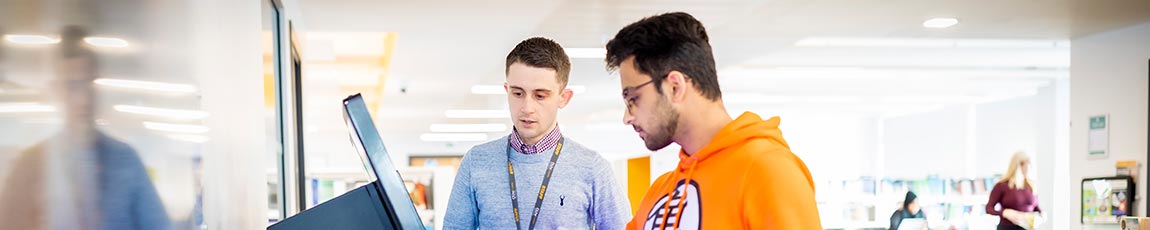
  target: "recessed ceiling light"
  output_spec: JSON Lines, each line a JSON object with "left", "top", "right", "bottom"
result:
{"left": 0, "top": 102, "right": 56, "bottom": 113}
{"left": 84, "top": 37, "right": 130, "bottom": 48}
{"left": 923, "top": 18, "right": 959, "bottom": 28}
{"left": 4, "top": 34, "right": 59, "bottom": 45}
{"left": 95, "top": 78, "right": 198, "bottom": 93}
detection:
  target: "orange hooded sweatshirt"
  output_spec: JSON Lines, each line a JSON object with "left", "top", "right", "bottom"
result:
{"left": 627, "top": 112, "right": 821, "bottom": 229}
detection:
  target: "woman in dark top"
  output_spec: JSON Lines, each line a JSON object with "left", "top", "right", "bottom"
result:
{"left": 890, "top": 191, "right": 926, "bottom": 230}
{"left": 986, "top": 152, "right": 1042, "bottom": 230}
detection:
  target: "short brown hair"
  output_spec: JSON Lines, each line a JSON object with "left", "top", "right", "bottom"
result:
{"left": 505, "top": 37, "right": 571, "bottom": 86}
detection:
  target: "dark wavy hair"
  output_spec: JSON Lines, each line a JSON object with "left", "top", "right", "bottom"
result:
{"left": 605, "top": 12, "right": 721, "bottom": 101}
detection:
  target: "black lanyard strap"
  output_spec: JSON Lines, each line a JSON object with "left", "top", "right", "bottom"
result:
{"left": 507, "top": 137, "right": 564, "bottom": 230}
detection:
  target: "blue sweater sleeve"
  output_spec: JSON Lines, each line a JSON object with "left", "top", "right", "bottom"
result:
{"left": 103, "top": 136, "right": 170, "bottom": 230}
{"left": 590, "top": 156, "right": 632, "bottom": 230}
{"left": 133, "top": 171, "right": 171, "bottom": 230}
{"left": 443, "top": 153, "right": 479, "bottom": 229}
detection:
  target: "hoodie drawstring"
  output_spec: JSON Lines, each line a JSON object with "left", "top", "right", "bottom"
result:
{"left": 672, "top": 160, "right": 699, "bottom": 230}
{"left": 657, "top": 168, "right": 679, "bottom": 229}
{"left": 658, "top": 159, "right": 699, "bottom": 230}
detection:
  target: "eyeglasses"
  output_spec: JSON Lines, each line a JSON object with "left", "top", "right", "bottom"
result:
{"left": 622, "top": 79, "right": 655, "bottom": 115}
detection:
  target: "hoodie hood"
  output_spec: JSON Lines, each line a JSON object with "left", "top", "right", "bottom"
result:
{"left": 675, "top": 112, "right": 788, "bottom": 171}
{"left": 645, "top": 112, "right": 793, "bottom": 230}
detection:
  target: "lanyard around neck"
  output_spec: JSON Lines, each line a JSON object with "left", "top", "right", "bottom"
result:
{"left": 506, "top": 137, "right": 564, "bottom": 230}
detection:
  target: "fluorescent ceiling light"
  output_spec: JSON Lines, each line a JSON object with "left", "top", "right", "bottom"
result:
{"left": 430, "top": 123, "right": 507, "bottom": 133}
{"left": 445, "top": 109, "right": 509, "bottom": 119}
{"left": 94, "top": 78, "right": 198, "bottom": 93}
{"left": 114, "top": 105, "right": 209, "bottom": 120}
{"left": 564, "top": 48, "right": 605, "bottom": 59}
{"left": 795, "top": 37, "right": 952, "bottom": 47}
{"left": 167, "top": 134, "right": 210, "bottom": 143}
{"left": 0, "top": 103, "right": 56, "bottom": 113}
{"left": 880, "top": 95, "right": 980, "bottom": 104}
{"left": 955, "top": 40, "right": 1064, "bottom": 48}
{"left": 4, "top": 34, "right": 59, "bottom": 44}
{"left": 84, "top": 37, "right": 130, "bottom": 48}
{"left": 923, "top": 18, "right": 959, "bottom": 28}
{"left": 143, "top": 121, "right": 210, "bottom": 134}
{"left": 419, "top": 133, "right": 488, "bottom": 142}
{"left": 471, "top": 85, "right": 587, "bottom": 95}
{"left": 794, "top": 37, "right": 1067, "bottom": 49}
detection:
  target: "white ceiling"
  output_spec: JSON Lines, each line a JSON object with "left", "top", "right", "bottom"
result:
{"left": 294, "top": 0, "right": 1148, "bottom": 164}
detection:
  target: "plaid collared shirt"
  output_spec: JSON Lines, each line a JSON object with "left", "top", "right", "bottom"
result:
{"left": 508, "top": 125, "right": 562, "bottom": 154}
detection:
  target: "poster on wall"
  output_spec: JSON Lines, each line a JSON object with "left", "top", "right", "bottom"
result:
{"left": 1088, "top": 114, "right": 1110, "bottom": 159}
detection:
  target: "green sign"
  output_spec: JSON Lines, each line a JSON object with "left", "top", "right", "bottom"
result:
{"left": 1090, "top": 116, "right": 1107, "bottom": 129}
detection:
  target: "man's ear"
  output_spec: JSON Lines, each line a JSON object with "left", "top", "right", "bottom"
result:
{"left": 558, "top": 87, "right": 574, "bottom": 109}
{"left": 503, "top": 82, "right": 509, "bottom": 93}
{"left": 665, "top": 70, "right": 689, "bottom": 103}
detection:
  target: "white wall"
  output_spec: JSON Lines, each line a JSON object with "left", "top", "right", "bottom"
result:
{"left": 1069, "top": 23, "right": 1150, "bottom": 230}
{"left": 882, "top": 89, "right": 1059, "bottom": 178}
{"left": 883, "top": 105, "right": 971, "bottom": 178}
{"left": 975, "top": 92, "right": 1042, "bottom": 176}
{"left": 781, "top": 114, "right": 878, "bottom": 181}
{"left": 190, "top": 0, "right": 269, "bottom": 228}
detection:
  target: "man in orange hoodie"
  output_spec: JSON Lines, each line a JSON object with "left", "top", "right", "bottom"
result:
{"left": 605, "top": 12, "right": 822, "bottom": 229}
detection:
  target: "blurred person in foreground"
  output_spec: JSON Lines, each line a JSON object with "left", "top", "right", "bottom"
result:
{"left": 0, "top": 26, "right": 169, "bottom": 230}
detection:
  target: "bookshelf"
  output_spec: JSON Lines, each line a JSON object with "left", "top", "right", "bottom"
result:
{"left": 818, "top": 175, "right": 1004, "bottom": 229}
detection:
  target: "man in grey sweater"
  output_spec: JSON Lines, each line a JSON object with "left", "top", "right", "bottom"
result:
{"left": 443, "top": 37, "right": 631, "bottom": 230}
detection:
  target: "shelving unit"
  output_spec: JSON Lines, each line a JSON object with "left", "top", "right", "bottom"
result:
{"left": 818, "top": 176, "right": 1004, "bottom": 230}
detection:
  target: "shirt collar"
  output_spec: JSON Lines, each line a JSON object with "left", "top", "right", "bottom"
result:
{"left": 509, "top": 125, "right": 562, "bottom": 154}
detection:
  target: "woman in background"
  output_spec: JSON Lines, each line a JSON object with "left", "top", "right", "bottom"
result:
{"left": 986, "top": 151, "right": 1043, "bottom": 230}
{"left": 890, "top": 191, "right": 926, "bottom": 230}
